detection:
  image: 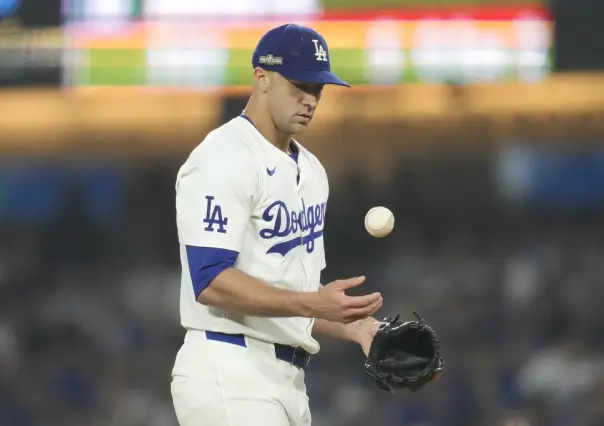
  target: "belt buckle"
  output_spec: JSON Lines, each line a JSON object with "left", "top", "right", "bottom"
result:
{"left": 292, "top": 346, "right": 311, "bottom": 368}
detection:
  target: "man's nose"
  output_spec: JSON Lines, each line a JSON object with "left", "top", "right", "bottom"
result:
{"left": 302, "top": 94, "right": 318, "bottom": 109}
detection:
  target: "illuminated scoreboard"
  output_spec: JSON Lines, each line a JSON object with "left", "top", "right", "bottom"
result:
{"left": 62, "top": 0, "right": 552, "bottom": 89}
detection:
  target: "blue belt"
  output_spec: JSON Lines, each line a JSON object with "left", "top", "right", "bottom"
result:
{"left": 205, "top": 331, "right": 312, "bottom": 369}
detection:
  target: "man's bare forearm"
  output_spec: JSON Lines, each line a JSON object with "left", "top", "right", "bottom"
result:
{"left": 197, "top": 267, "right": 316, "bottom": 318}
{"left": 312, "top": 318, "right": 361, "bottom": 343}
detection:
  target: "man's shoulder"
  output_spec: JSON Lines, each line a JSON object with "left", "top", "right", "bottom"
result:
{"left": 187, "top": 117, "right": 255, "bottom": 164}
{"left": 175, "top": 117, "right": 260, "bottom": 188}
{"left": 196, "top": 117, "right": 246, "bottom": 149}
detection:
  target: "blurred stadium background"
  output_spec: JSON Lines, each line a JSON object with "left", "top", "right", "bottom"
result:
{"left": 1, "top": 0, "right": 604, "bottom": 425}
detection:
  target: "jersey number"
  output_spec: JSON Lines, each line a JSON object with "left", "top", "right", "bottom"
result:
{"left": 203, "top": 196, "right": 228, "bottom": 233}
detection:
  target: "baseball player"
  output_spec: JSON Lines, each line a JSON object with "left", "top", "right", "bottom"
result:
{"left": 171, "top": 24, "right": 383, "bottom": 426}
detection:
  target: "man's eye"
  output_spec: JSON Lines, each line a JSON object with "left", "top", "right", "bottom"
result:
{"left": 297, "top": 84, "right": 323, "bottom": 96}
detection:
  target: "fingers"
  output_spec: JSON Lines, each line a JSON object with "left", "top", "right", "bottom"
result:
{"left": 343, "top": 296, "right": 383, "bottom": 323}
{"left": 346, "top": 292, "right": 381, "bottom": 309}
{"left": 332, "top": 276, "right": 365, "bottom": 289}
{"left": 367, "top": 297, "right": 383, "bottom": 316}
{"left": 323, "top": 276, "right": 384, "bottom": 323}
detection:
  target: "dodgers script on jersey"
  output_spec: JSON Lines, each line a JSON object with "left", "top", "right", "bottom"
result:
{"left": 175, "top": 115, "right": 329, "bottom": 354}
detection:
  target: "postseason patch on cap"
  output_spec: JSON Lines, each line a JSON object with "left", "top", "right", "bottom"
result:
{"left": 258, "top": 54, "right": 283, "bottom": 66}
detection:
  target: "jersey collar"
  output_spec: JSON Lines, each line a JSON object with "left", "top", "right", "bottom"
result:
{"left": 238, "top": 114, "right": 300, "bottom": 162}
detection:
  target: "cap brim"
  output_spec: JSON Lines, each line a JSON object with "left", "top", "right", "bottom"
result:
{"left": 278, "top": 69, "right": 351, "bottom": 87}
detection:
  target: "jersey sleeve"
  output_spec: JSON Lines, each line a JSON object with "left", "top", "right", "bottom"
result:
{"left": 186, "top": 246, "right": 238, "bottom": 297}
{"left": 176, "top": 148, "right": 256, "bottom": 252}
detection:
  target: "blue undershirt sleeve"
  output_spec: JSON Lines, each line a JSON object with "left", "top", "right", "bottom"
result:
{"left": 186, "top": 246, "right": 238, "bottom": 298}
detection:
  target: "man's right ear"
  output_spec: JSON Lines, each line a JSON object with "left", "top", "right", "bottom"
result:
{"left": 253, "top": 68, "right": 270, "bottom": 93}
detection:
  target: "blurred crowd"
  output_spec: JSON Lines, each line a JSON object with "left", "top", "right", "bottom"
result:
{"left": 0, "top": 151, "right": 603, "bottom": 426}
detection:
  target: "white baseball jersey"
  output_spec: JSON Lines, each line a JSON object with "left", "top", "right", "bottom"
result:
{"left": 175, "top": 115, "right": 328, "bottom": 354}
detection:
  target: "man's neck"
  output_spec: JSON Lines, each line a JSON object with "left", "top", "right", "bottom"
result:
{"left": 242, "top": 106, "right": 291, "bottom": 153}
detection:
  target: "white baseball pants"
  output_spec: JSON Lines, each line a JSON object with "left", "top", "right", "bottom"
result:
{"left": 171, "top": 331, "right": 312, "bottom": 426}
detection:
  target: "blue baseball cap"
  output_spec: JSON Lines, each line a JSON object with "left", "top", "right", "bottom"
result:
{"left": 252, "top": 24, "right": 350, "bottom": 88}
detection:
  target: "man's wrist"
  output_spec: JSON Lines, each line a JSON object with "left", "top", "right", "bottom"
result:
{"left": 343, "top": 321, "right": 363, "bottom": 344}
{"left": 312, "top": 318, "right": 364, "bottom": 343}
{"left": 289, "top": 291, "right": 318, "bottom": 318}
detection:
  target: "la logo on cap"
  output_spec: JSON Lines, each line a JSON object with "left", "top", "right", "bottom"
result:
{"left": 312, "top": 40, "right": 327, "bottom": 62}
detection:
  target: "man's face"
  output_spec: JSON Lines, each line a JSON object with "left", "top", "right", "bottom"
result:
{"left": 266, "top": 71, "right": 324, "bottom": 135}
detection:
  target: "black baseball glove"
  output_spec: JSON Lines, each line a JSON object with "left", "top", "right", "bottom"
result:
{"left": 364, "top": 312, "right": 443, "bottom": 393}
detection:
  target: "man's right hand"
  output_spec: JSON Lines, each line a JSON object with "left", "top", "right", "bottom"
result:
{"left": 309, "top": 276, "right": 383, "bottom": 323}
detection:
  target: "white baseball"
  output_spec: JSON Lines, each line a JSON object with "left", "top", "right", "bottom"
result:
{"left": 364, "top": 206, "right": 395, "bottom": 238}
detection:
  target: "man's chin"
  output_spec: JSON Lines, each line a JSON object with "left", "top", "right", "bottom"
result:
{"left": 290, "top": 122, "right": 310, "bottom": 134}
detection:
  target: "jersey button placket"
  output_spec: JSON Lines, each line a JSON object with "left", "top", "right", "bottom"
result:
{"left": 293, "top": 161, "right": 304, "bottom": 255}
{"left": 297, "top": 189, "right": 309, "bottom": 291}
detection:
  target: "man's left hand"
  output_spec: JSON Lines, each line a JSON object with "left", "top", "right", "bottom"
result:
{"left": 352, "top": 317, "right": 382, "bottom": 356}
